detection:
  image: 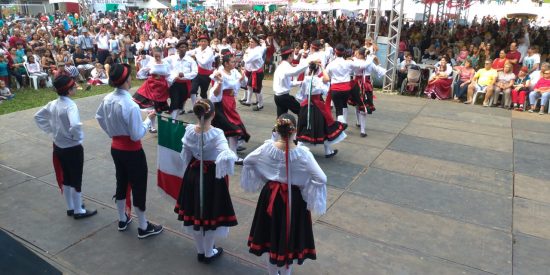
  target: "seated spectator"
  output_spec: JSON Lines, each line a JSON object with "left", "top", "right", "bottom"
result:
{"left": 465, "top": 59, "right": 498, "bottom": 105}
{"left": 467, "top": 46, "right": 481, "bottom": 69}
{"left": 64, "top": 59, "right": 81, "bottom": 80}
{"left": 523, "top": 46, "right": 541, "bottom": 75}
{"left": 73, "top": 46, "right": 94, "bottom": 79}
{"left": 492, "top": 50, "right": 508, "bottom": 72}
{"left": 0, "top": 54, "right": 9, "bottom": 85}
{"left": 528, "top": 69, "right": 550, "bottom": 115}
{"left": 25, "top": 55, "right": 49, "bottom": 85}
{"left": 396, "top": 53, "right": 416, "bottom": 90}
{"left": 506, "top": 42, "right": 521, "bottom": 76}
{"left": 424, "top": 56, "right": 453, "bottom": 99}
{"left": 0, "top": 80, "right": 14, "bottom": 103}
{"left": 511, "top": 67, "right": 531, "bottom": 111}
{"left": 456, "top": 45, "right": 469, "bottom": 65}
{"left": 453, "top": 58, "right": 476, "bottom": 102}
{"left": 88, "top": 63, "right": 108, "bottom": 86}
{"left": 491, "top": 63, "right": 516, "bottom": 108}
{"left": 41, "top": 49, "right": 57, "bottom": 76}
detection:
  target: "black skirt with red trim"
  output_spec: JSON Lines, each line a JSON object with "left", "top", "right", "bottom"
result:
{"left": 296, "top": 100, "right": 347, "bottom": 145}
{"left": 174, "top": 158, "right": 238, "bottom": 231}
{"left": 212, "top": 101, "right": 251, "bottom": 142}
{"left": 348, "top": 81, "right": 376, "bottom": 114}
{"left": 248, "top": 183, "right": 316, "bottom": 267}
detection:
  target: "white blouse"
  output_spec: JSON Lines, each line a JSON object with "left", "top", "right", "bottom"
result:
{"left": 180, "top": 125, "right": 237, "bottom": 179}
{"left": 295, "top": 74, "right": 329, "bottom": 102}
{"left": 241, "top": 140, "right": 327, "bottom": 215}
{"left": 209, "top": 68, "right": 242, "bottom": 103}
{"left": 136, "top": 61, "right": 170, "bottom": 79}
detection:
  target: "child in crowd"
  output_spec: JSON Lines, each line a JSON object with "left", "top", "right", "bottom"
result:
{"left": 0, "top": 80, "right": 14, "bottom": 103}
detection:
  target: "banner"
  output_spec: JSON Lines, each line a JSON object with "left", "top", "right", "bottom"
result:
{"left": 157, "top": 117, "right": 187, "bottom": 201}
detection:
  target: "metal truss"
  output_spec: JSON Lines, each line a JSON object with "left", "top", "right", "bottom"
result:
{"left": 381, "top": 0, "right": 404, "bottom": 93}
{"left": 365, "top": 0, "right": 381, "bottom": 41}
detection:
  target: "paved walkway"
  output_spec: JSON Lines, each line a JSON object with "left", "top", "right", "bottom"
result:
{"left": 1, "top": 82, "right": 550, "bottom": 274}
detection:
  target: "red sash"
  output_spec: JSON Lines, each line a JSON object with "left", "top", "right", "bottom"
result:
{"left": 111, "top": 136, "right": 142, "bottom": 151}
{"left": 301, "top": 94, "right": 335, "bottom": 125}
{"left": 197, "top": 66, "right": 214, "bottom": 76}
{"left": 246, "top": 68, "right": 264, "bottom": 89}
{"left": 329, "top": 81, "right": 353, "bottom": 92}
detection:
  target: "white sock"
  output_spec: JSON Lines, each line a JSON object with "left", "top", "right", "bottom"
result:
{"left": 203, "top": 233, "right": 216, "bottom": 257}
{"left": 266, "top": 256, "right": 279, "bottom": 275}
{"left": 323, "top": 141, "right": 333, "bottom": 155}
{"left": 150, "top": 116, "right": 156, "bottom": 129}
{"left": 228, "top": 136, "right": 238, "bottom": 154}
{"left": 241, "top": 89, "right": 247, "bottom": 101}
{"left": 359, "top": 111, "right": 367, "bottom": 134}
{"left": 63, "top": 185, "right": 74, "bottom": 211}
{"left": 337, "top": 115, "right": 345, "bottom": 124}
{"left": 342, "top": 108, "right": 348, "bottom": 124}
{"left": 278, "top": 265, "right": 292, "bottom": 275}
{"left": 116, "top": 199, "right": 127, "bottom": 222}
{"left": 171, "top": 110, "right": 179, "bottom": 120}
{"left": 192, "top": 231, "right": 205, "bottom": 254}
{"left": 355, "top": 109, "right": 360, "bottom": 126}
{"left": 257, "top": 93, "right": 263, "bottom": 107}
{"left": 71, "top": 188, "right": 85, "bottom": 214}
{"left": 246, "top": 88, "right": 253, "bottom": 103}
{"left": 191, "top": 94, "right": 197, "bottom": 106}
{"left": 135, "top": 208, "right": 148, "bottom": 230}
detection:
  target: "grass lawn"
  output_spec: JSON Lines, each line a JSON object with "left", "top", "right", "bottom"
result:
{"left": 0, "top": 79, "right": 144, "bottom": 115}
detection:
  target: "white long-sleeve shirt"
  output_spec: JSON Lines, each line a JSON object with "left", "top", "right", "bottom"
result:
{"left": 295, "top": 74, "right": 330, "bottom": 102}
{"left": 165, "top": 54, "right": 198, "bottom": 85}
{"left": 95, "top": 89, "right": 151, "bottom": 141}
{"left": 273, "top": 60, "right": 309, "bottom": 96}
{"left": 180, "top": 124, "right": 237, "bottom": 179}
{"left": 241, "top": 140, "right": 327, "bottom": 215}
{"left": 34, "top": 96, "right": 83, "bottom": 148}
{"left": 136, "top": 60, "right": 171, "bottom": 80}
{"left": 188, "top": 46, "right": 215, "bottom": 71}
{"left": 209, "top": 68, "right": 242, "bottom": 103}
{"left": 326, "top": 57, "right": 368, "bottom": 84}
{"left": 243, "top": 45, "right": 266, "bottom": 72}
{"left": 353, "top": 56, "right": 387, "bottom": 79}
{"left": 95, "top": 33, "right": 110, "bottom": 50}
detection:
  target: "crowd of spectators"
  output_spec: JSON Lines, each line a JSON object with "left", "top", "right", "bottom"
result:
{"left": 0, "top": 7, "right": 548, "bottom": 112}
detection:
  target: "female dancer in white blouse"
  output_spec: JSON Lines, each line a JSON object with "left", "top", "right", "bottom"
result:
{"left": 242, "top": 114, "right": 327, "bottom": 275}
{"left": 132, "top": 47, "right": 170, "bottom": 133}
{"left": 174, "top": 99, "right": 238, "bottom": 264}
{"left": 210, "top": 53, "right": 250, "bottom": 164}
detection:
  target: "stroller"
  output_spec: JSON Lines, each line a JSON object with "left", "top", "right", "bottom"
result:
{"left": 399, "top": 64, "right": 426, "bottom": 96}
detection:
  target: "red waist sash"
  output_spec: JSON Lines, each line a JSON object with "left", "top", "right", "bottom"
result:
{"left": 301, "top": 94, "right": 335, "bottom": 125}
{"left": 330, "top": 81, "right": 353, "bottom": 92}
{"left": 198, "top": 66, "right": 214, "bottom": 76}
{"left": 246, "top": 68, "right": 264, "bottom": 89}
{"left": 189, "top": 158, "right": 215, "bottom": 173}
{"left": 112, "top": 136, "right": 142, "bottom": 151}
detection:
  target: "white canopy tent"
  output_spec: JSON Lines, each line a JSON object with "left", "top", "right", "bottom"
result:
{"left": 142, "top": 0, "right": 170, "bottom": 9}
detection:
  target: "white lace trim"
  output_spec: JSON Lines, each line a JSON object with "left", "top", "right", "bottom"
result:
{"left": 184, "top": 124, "right": 224, "bottom": 143}
{"left": 241, "top": 164, "right": 263, "bottom": 193}
{"left": 261, "top": 140, "right": 310, "bottom": 161}
{"left": 301, "top": 182, "right": 327, "bottom": 215}
{"left": 215, "top": 149, "right": 237, "bottom": 178}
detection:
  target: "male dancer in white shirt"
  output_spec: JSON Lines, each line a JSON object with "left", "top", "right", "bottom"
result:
{"left": 95, "top": 64, "right": 163, "bottom": 239}
{"left": 188, "top": 34, "right": 216, "bottom": 107}
{"left": 34, "top": 75, "right": 97, "bottom": 219}
{"left": 166, "top": 40, "right": 198, "bottom": 119}
{"left": 240, "top": 36, "right": 266, "bottom": 111}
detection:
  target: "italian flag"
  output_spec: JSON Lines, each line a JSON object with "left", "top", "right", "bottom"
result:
{"left": 157, "top": 117, "right": 187, "bottom": 201}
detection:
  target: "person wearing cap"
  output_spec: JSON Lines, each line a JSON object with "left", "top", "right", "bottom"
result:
{"left": 272, "top": 45, "right": 311, "bottom": 117}
{"left": 165, "top": 40, "right": 198, "bottom": 119}
{"left": 325, "top": 44, "right": 369, "bottom": 126}
{"left": 78, "top": 28, "right": 93, "bottom": 51}
{"left": 95, "top": 63, "right": 163, "bottom": 239}
{"left": 188, "top": 34, "right": 216, "bottom": 109}
{"left": 34, "top": 75, "right": 98, "bottom": 220}
{"left": 241, "top": 35, "right": 266, "bottom": 111}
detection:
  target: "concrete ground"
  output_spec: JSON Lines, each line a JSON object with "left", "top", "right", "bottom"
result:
{"left": 1, "top": 81, "right": 550, "bottom": 274}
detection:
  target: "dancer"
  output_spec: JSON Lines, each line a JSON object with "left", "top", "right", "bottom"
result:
{"left": 296, "top": 62, "right": 347, "bottom": 158}
{"left": 95, "top": 64, "right": 163, "bottom": 238}
{"left": 210, "top": 53, "right": 251, "bottom": 164}
{"left": 349, "top": 47, "right": 386, "bottom": 137}
{"left": 241, "top": 36, "right": 266, "bottom": 111}
{"left": 34, "top": 75, "right": 97, "bottom": 219}
{"left": 241, "top": 114, "right": 327, "bottom": 275}
{"left": 132, "top": 47, "right": 171, "bottom": 133}
{"left": 189, "top": 34, "right": 216, "bottom": 105}
{"left": 174, "top": 99, "right": 238, "bottom": 264}
{"left": 325, "top": 44, "right": 368, "bottom": 126}
{"left": 166, "top": 40, "right": 198, "bottom": 119}
{"left": 273, "top": 45, "right": 310, "bottom": 117}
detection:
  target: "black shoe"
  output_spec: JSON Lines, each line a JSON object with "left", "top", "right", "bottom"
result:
{"left": 237, "top": 146, "right": 246, "bottom": 152}
{"left": 73, "top": 209, "right": 98, "bottom": 219}
{"left": 66, "top": 204, "right": 85, "bottom": 216}
{"left": 356, "top": 123, "right": 360, "bottom": 128}
{"left": 137, "top": 222, "right": 163, "bottom": 239}
{"left": 240, "top": 101, "right": 251, "bottom": 106}
{"left": 118, "top": 214, "right": 133, "bottom": 231}
{"left": 235, "top": 158, "right": 244, "bottom": 165}
{"left": 85, "top": 85, "right": 91, "bottom": 91}
{"left": 325, "top": 150, "right": 339, "bottom": 158}
{"left": 360, "top": 133, "right": 367, "bottom": 138}
{"left": 202, "top": 247, "right": 223, "bottom": 264}
{"left": 197, "top": 253, "right": 205, "bottom": 262}
{"left": 178, "top": 110, "right": 186, "bottom": 115}
{"left": 148, "top": 127, "right": 157, "bottom": 134}
{"left": 252, "top": 105, "right": 264, "bottom": 111}
{"left": 187, "top": 110, "right": 194, "bottom": 114}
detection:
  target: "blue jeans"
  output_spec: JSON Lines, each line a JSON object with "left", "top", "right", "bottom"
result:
{"left": 529, "top": 92, "right": 550, "bottom": 110}
{"left": 454, "top": 79, "right": 469, "bottom": 99}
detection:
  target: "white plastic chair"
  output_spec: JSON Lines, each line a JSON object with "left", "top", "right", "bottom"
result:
{"left": 472, "top": 87, "right": 487, "bottom": 105}
{"left": 413, "top": 47, "right": 421, "bottom": 63}
{"left": 23, "top": 63, "right": 40, "bottom": 90}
